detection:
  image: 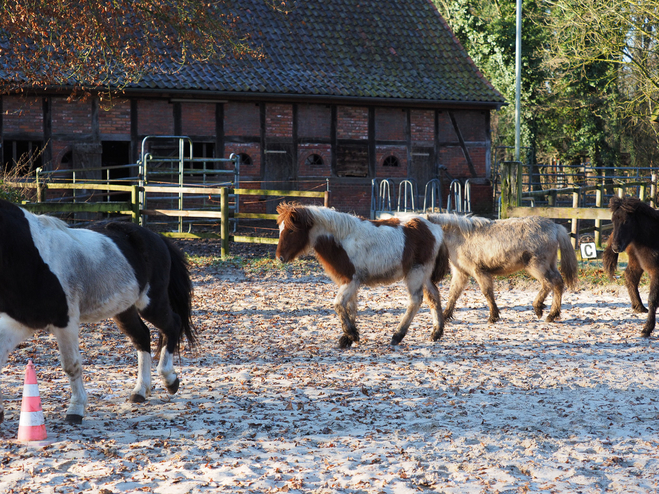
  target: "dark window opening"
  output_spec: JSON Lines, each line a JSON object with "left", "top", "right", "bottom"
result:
{"left": 2, "top": 139, "right": 43, "bottom": 175}
{"left": 191, "top": 142, "right": 216, "bottom": 170}
{"left": 305, "top": 153, "right": 324, "bottom": 166}
{"left": 239, "top": 153, "right": 253, "bottom": 166}
{"left": 383, "top": 156, "right": 399, "bottom": 167}
{"left": 60, "top": 150, "right": 73, "bottom": 169}
{"left": 103, "top": 141, "right": 132, "bottom": 179}
{"left": 102, "top": 141, "right": 132, "bottom": 202}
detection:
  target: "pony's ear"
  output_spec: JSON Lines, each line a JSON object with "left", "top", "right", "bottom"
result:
{"left": 608, "top": 196, "right": 622, "bottom": 211}
{"left": 620, "top": 197, "right": 640, "bottom": 213}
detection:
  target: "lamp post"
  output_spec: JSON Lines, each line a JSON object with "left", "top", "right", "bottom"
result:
{"left": 515, "top": 0, "right": 522, "bottom": 162}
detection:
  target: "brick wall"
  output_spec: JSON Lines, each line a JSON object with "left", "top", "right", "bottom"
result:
{"left": 2, "top": 96, "right": 43, "bottom": 135}
{"left": 337, "top": 106, "right": 368, "bottom": 140}
{"left": 137, "top": 100, "right": 174, "bottom": 135}
{"left": 99, "top": 99, "right": 131, "bottom": 136}
{"left": 453, "top": 111, "right": 487, "bottom": 141}
{"left": 468, "top": 146, "right": 487, "bottom": 176}
{"left": 181, "top": 102, "right": 215, "bottom": 136}
{"left": 52, "top": 98, "right": 92, "bottom": 135}
{"left": 375, "top": 108, "right": 406, "bottom": 141}
{"left": 298, "top": 104, "right": 331, "bottom": 138}
{"left": 328, "top": 182, "right": 371, "bottom": 216}
{"left": 411, "top": 110, "right": 434, "bottom": 144}
{"left": 437, "top": 111, "right": 458, "bottom": 142}
{"left": 265, "top": 104, "right": 293, "bottom": 138}
{"left": 225, "top": 102, "right": 260, "bottom": 136}
{"left": 439, "top": 146, "right": 467, "bottom": 178}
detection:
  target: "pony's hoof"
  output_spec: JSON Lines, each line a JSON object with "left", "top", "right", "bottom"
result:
{"left": 488, "top": 316, "right": 500, "bottom": 324}
{"left": 166, "top": 378, "right": 180, "bottom": 395}
{"left": 0, "top": 409, "right": 4, "bottom": 424}
{"left": 391, "top": 333, "right": 404, "bottom": 345}
{"left": 430, "top": 332, "right": 443, "bottom": 342}
{"left": 65, "top": 414, "right": 83, "bottom": 425}
{"left": 534, "top": 308, "right": 544, "bottom": 318}
{"left": 442, "top": 311, "right": 454, "bottom": 321}
{"left": 129, "top": 393, "right": 146, "bottom": 403}
{"left": 338, "top": 336, "right": 354, "bottom": 348}
{"left": 641, "top": 329, "right": 653, "bottom": 338}
{"left": 634, "top": 306, "right": 649, "bottom": 314}
{"left": 546, "top": 314, "right": 559, "bottom": 323}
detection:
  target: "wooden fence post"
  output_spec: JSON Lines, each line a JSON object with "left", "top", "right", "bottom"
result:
{"left": 571, "top": 189, "right": 580, "bottom": 248}
{"left": 652, "top": 173, "right": 657, "bottom": 208}
{"left": 500, "top": 161, "right": 521, "bottom": 218}
{"left": 130, "top": 185, "right": 140, "bottom": 224}
{"left": 595, "top": 185, "right": 603, "bottom": 249}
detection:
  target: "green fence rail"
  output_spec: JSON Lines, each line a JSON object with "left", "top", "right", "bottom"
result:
{"left": 9, "top": 181, "right": 328, "bottom": 258}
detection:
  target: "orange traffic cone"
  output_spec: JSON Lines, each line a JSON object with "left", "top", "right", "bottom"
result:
{"left": 17, "top": 360, "right": 47, "bottom": 442}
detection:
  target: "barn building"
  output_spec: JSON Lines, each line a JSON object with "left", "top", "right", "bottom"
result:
{"left": 0, "top": 0, "right": 505, "bottom": 217}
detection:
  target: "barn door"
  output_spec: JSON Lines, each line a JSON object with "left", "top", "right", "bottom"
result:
{"left": 72, "top": 143, "right": 103, "bottom": 180}
{"left": 263, "top": 143, "right": 295, "bottom": 213}
{"left": 409, "top": 146, "right": 436, "bottom": 193}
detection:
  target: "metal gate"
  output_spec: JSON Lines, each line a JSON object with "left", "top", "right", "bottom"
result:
{"left": 138, "top": 135, "right": 240, "bottom": 231}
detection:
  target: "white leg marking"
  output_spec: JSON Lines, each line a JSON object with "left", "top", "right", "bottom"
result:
{"left": 157, "top": 347, "right": 177, "bottom": 388}
{"left": 131, "top": 350, "right": 152, "bottom": 399}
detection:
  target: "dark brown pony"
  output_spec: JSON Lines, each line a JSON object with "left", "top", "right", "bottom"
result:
{"left": 276, "top": 203, "right": 450, "bottom": 348}
{"left": 603, "top": 196, "right": 659, "bottom": 336}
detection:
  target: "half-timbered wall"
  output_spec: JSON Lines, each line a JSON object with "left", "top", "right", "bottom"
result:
{"left": 0, "top": 95, "right": 493, "bottom": 215}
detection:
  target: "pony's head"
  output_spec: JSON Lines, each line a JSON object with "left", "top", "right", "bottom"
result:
{"left": 608, "top": 196, "right": 643, "bottom": 253}
{"left": 276, "top": 202, "right": 314, "bottom": 262}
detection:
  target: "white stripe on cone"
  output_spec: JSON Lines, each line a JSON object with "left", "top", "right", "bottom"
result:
{"left": 22, "top": 384, "right": 40, "bottom": 398}
{"left": 19, "top": 410, "right": 45, "bottom": 427}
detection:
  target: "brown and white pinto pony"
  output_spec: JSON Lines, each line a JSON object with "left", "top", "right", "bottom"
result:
{"left": 276, "top": 204, "right": 450, "bottom": 348}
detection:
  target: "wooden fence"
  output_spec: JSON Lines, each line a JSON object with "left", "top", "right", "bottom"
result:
{"left": 9, "top": 181, "right": 328, "bottom": 258}
{"left": 499, "top": 161, "right": 658, "bottom": 249}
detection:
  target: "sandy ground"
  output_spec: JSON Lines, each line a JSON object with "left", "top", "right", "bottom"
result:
{"left": 1, "top": 248, "right": 659, "bottom": 493}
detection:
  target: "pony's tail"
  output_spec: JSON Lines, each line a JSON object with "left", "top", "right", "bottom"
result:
{"left": 432, "top": 241, "right": 451, "bottom": 284}
{"left": 165, "top": 238, "right": 196, "bottom": 353}
{"left": 557, "top": 226, "right": 578, "bottom": 289}
{"left": 602, "top": 243, "right": 619, "bottom": 280}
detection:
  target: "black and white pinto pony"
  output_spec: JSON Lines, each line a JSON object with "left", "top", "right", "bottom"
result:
{"left": 603, "top": 196, "right": 659, "bottom": 336}
{"left": 275, "top": 203, "right": 450, "bottom": 348}
{"left": 0, "top": 199, "right": 195, "bottom": 425}
{"left": 426, "top": 213, "right": 578, "bottom": 323}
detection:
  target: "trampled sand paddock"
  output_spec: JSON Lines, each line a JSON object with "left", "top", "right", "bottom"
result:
{"left": 1, "top": 240, "right": 658, "bottom": 493}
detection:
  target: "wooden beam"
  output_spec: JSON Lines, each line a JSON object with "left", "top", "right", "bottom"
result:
{"left": 507, "top": 206, "right": 611, "bottom": 220}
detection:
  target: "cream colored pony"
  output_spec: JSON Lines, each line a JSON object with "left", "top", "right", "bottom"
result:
{"left": 427, "top": 214, "right": 578, "bottom": 323}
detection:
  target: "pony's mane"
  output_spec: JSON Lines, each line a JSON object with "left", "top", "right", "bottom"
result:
{"left": 276, "top": 202, "right": 365, "bottom": 238}
{"left": 610, "top": 196, "right": 659, "bottom": 221}
{"left": 33, "top": 210, "right": 71, "bottom": 232}
{"left": 428, "top": 213, "right": 492, "bottom": 235}
{"left": 276, "top": 202, "right": 313, "bottom": 231}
